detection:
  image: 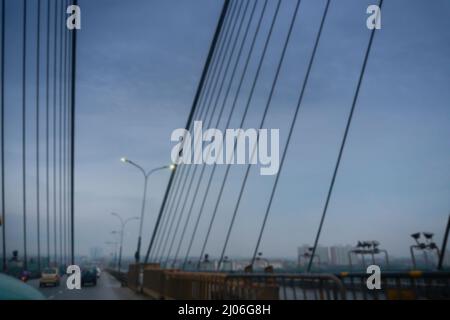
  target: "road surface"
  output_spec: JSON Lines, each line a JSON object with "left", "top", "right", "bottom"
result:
{"left": 29, "top": 271, "right": 147, "bottom": 300}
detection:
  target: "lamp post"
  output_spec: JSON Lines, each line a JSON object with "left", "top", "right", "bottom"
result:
{"left": 410, "top": 232, "right": 440, "bottom": 269}
{"left": 348, "top": 240, "right": 389, "bottom": 271}
{"left": 120, "top": 157, "right": 175, "bottom": 264}
{"left": 105, "top": 241, "right": 118, "bottom": 269}
{"left": 111, "top": 213, "right": 139, "bottom": 272}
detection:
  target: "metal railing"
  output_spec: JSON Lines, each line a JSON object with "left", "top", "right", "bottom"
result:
{"left": 338, "top": 271, "right": 450, "bottom": 300}
{"left": 137, "top": 265, "right": 345, "bottom": 300}
{"left": 222, "top": 273, "right": 346, "bottom": 300}
{"left": 107, "top": 268, "right": 127, "bottom": 287}
{"left": 128, "top": 264, "right": 450, "bottom": 300}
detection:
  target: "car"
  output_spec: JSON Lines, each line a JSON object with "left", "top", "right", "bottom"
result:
{"left": 81, "top": 267, "right": 97, "bottom": 286}
{"left": 39, "top": 268, "right": 60, "bottom": 287}
{"left": 0, "top": 273, "right": 44, "bottom": 300}
{"left": 96, "top": 267, "right": 101, "bottom": 278}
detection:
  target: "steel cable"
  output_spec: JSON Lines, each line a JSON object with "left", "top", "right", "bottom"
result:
{"left": 198, "top": 0, "right": 282, "bottom": 269}
{"left": 144, "top": 0, "right": 232, "bottom": 264}
{"left": 150, "top": 1, "right": 236, "bottom": 262}
{"left": 167, "top": 0, "right": 254, "bottom": 266}
{"left": 307, "top": 0, "right": 384, "bottom": 272}
{"left": 217, "top": 0, "right": 301, "bottom": 270}
{"left": 184, "top": 0, "right": 269, "bottom": 270}
{"left": 158, "top": 1, "right": 245, "bottom": 265}
{"left": 251, "top": 0, "right": 331, "bottom": 268}
{"left": 174, "top": 0, "right": 260, "bottom": 268}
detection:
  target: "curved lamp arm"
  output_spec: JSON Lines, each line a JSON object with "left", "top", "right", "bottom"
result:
{"left": 124, "top": 217, "right": 139, "bottom": 227}
{"left": 111, "top": 212, "right": 124, "bottom": 226}
{"left": 121, "top": 158, "right": 146, "bottom": 177}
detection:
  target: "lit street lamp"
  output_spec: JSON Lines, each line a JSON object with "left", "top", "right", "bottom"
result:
{"left": 120, "top": 157, "right": 175, "bottom": 263}
{"left": 111, "top": 212, "right": 139, "bottom": 272}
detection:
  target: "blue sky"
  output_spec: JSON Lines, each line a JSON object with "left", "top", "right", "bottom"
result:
{"left": 1, "top": 0, "right": 450, "bottom": 261}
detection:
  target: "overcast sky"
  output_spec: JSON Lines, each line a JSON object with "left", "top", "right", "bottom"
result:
{"left": 1, "top": 0, "right": 450, "bottom": 262}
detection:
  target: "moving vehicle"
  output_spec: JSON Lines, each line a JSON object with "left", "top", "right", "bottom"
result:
{"left": 0, "top": 273, "right": 44, "bottom": 300}
{"left": 81, "top": 267, "right": 97, "bottom": 286}
{"left": 39, "top": 268, "right": 60, "bottom": 287}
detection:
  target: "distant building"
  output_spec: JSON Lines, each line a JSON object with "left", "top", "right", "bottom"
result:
{"left": 329, "top": 245, "right": 353, "bottom": 266}
{"left": 315, "top": 246, "right": 330, "bottom": 265}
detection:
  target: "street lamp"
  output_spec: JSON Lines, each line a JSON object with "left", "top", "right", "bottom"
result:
{"left": 348, "top": 240, "right": 389, "bottom": 271}
{"left": 120, "top": 157, "right": 175, "bottom": 264}
{"left": 111, "top": 213, "right": 139, "bottom": 272}
{"left": 410, "top": 232, "right": 440, "bottom": 269}
{"left": 105, "top": 241, "right": 118, "bottom": 269}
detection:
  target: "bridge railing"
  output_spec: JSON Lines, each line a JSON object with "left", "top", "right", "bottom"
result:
{"left": 107, "top": 268, "right": 127, "bottom": 287}
{"left": 135, "top": 264, "right": 345, "bottom": 300}
{"left": 338, "top": 271, "right": 450, "bottom": 300}
{"left": 128, "top": 264, "right": 450, "bottom": 300}
{"left": 223, "top": 273, "right": 346, "bottom": 300}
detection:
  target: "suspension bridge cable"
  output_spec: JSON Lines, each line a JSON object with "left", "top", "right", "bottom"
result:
{"left": 0, "top": 0, "right": 5, "bottom": 272}
{"left": 165, "top": 1, "right": 252, "bottom": 265}
{"left": 144, "top": 0, "right": 232, "bottom": 264}
{"left": 66, "top": 0, "right": 71, "bottom": 265}
{"left": 217, "top": 0, "right": 301, "bottom": 270}
{"left": 172, "top": 0, "right": 258, "bottom": 268}
{"left": 251, "top": 0, "right": 330, "bottom": 268}
{"left": 66, "top": 22, "right": 70, "bottom": 265}
{"left": 150, "top": 1, "right": 236, "bottom": 262}
{"left": 158, "top": 1, "right": 244, "bottom": 264}
{"left": 147, "top": 6, "right": 232, "bottom": 260}
{"left": 183, "top": 0, "right": 269, "bottom": 270}
{"left": 66, "top": 11, "right": 70, "bottom": 266}
{"left": 52, "top": 0, "right": 57, "bottom": 265}
{"left": 22, "top": 0, "right": 28, "bottom": 271}
{"left": 149, "top": 40, "right": 226, "bottom": 260}
{"left": 58, "top": 0, "right": 64, "bottom": 266}
{"left": 307, "top": 0, "right": 384, "bottom": 272}
{"left": 159, "top": 2, "right": 244, "bottom": 263}
{"left": 70, "top": 0, "right": 78, "bottom": 265}
{"left": 62, "top": 0, "right": 68, "bottom": 265}
{"left": 36, "top": 0, "right": 42, "bottom": 271}
{"left": 149, "top": 166, "right": 182, "bottom": 261}
{"left": 198, "top": 0, "right": 281, "bottom": 269}
{"left": 45, "top": 0, "right": 51, "bottom": 266}
{"left": 149, "top": 24, "right": 226, "bottom": 262}
{"left": 65, "top": 0, "right": 70, "bottom": 265}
